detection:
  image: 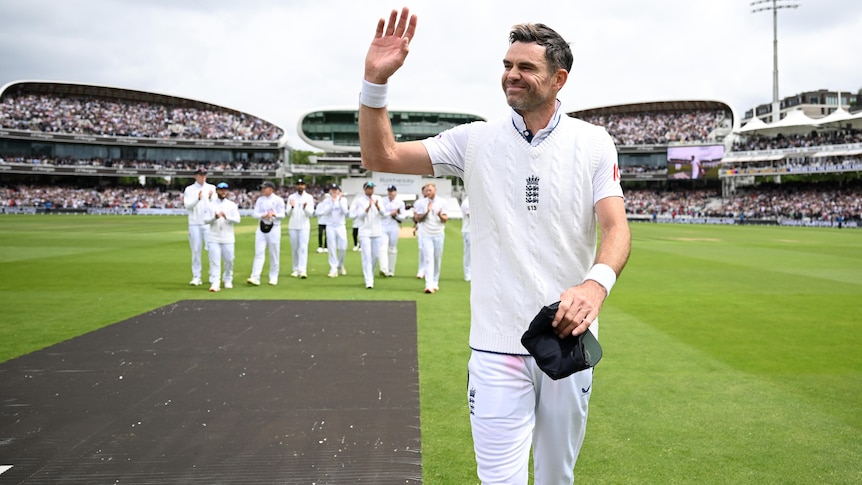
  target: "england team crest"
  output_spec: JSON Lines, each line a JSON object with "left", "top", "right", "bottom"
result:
{"left": 526, "top": 175, "right": 539, "bottom": 211}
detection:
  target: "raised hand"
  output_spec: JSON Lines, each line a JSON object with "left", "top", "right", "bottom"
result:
{"left": 365, "top": 7, "right": 418, "bottom": 84}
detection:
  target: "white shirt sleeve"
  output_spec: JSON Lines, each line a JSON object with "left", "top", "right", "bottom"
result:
{"left": 591, "top": 128, "right": 624, "bottom": 205}
{"left": 226, "top": 201, "right": 241, "bottom": 224}
{"left": 420, "top": 122, "right": 476, "bottom": 179}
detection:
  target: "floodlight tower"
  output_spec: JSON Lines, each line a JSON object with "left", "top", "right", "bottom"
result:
{"left": 751, "top": 0, "right": 800, "bottom": 123}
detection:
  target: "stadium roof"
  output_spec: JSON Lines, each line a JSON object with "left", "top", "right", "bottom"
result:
{"left": 568, "top": 100, "right": 734, "bottom": 124}
{"left": 297, "top": 107, "right": 486, "bottom": 153}
{"left": 735, "top": 107, "right": 862, "bottom": 137}
{"left": 733, "top": 108, "right": 862, "bottom": 136}
{"left": 737, "top": 116, "right": 768, "bottom": 134}
{"left": 815, "top": 108, "right": 860, "bottom": 129}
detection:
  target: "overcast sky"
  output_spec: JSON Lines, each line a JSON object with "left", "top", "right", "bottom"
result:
{"left": 1, "top": 0, "right": 859, "bottom": 151}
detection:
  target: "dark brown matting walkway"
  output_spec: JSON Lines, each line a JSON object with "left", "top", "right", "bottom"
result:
{"left": 0, "top": 300, "right": 420, "bottom": 484}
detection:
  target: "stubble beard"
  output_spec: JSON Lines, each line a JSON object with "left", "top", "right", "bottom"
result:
{"left": 505, "top": 84, "right": 540, "bottom": 113}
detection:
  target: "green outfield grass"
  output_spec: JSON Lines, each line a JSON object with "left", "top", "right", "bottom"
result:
{"left": 1, "top": 215, "right": 860, "bottom": 484}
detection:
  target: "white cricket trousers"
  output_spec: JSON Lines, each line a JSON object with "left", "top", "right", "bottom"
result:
{"left": 359, "top": 234, "right": 382, "bottom": 286}
{"left": 420, "top": 233, "right": 444, "bottom": 290}
{"left": 325, "top": 225, "right": 348, "bottom": 272}
{"left": 416, "top": 231, "right": 424, "bottom": 276}
{"left": 250, "top": 228, "right": 281, "bottom": 281}
{"left": 467, "top": 350, "right": 592, "bottom": 485}
{"left": 379, "top": 223, "right": 399, "bottom": 275}
{"left": 289, "top": 227, "right": 310, "bottom": 273}
{"left": 208, "top": 242, "right": 235, "bottom": 286}
{"left": 188, "top": 224, "right": 209, "bottom": 279}
{"left": 462, "top": 231, "right": 471, "bottom": 281}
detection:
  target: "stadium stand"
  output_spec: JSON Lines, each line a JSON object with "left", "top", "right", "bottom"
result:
{"left": 1, "top": 80, "right": 860, "bottom": 226}
{"left": 568, "top": 101, "right": 734, "bottom": 182}
{"left": 624, "top": 184, "right": 861, "bottom": 224}
{"left": 0, "top": 81, "right": 287, "bottom": 183}
{"left": 4, "top": 182, "right": 859, "bottom": 226}
{"left": 0, "top": 85, "right": 282, "bottom": 140}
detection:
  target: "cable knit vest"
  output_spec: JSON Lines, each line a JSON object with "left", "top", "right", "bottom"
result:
{"left": 463, "top": 115, "right": 605, "bottom": 354}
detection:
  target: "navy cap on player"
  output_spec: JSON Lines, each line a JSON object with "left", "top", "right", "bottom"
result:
{"left": 261, "top": 181, "right": 276, "bottom": 189}
{"left": 363, "top": 181, "right": 375, "bottom": 189}
{"left": 387, "top": 185, "right": 397, "bottom": 191}
{"left": 194, "top": 166, "right": 208, "bottom": 175}
{"left": 216, "top": 182, "right": 229, "bottom": 189}
{"left": 329, "top": 183, "right": 339, "bottom": 190}
{"left": 296, "top": 178, "right": 306, "bottom": 185}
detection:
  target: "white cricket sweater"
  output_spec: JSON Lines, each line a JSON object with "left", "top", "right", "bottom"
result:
{"left": 203, "top": 197, "right": 240, "bottom": 244}
{"left": 461, "top": 116, "right": 619, "bottom": 354}
{"left": 183, "top": 181, "right": 217, "bottom": 225}
{"left": 286, "top": 192, "right": 316, "bottom": 230}
{"left": 350, "top": 194, "right": 383, "bottom": 237}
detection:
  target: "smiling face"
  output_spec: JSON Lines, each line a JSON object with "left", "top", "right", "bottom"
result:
{"left": 501, "top": 41, "right": 566, "bottom": 113}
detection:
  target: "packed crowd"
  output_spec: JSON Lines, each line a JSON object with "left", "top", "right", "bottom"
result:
{"left": 721, "top": 156, "right": 862, "bottom": 176}
{"left": 624, "top": 189, "right": 718, "bottom": 218}
{"left": 710, "top": 185, "right": 862, "bottom": 221}
{"left": 4, "top": 183, "right": 860, "bottom": 222}
{"left": 624, "top": 184, "right": 862, "bottom": 221}
{"left": 732, "top": 129, "right": 862, "bottom": 151}
{"left": 580, "top": 109, "right": 730, "bottom": 145}
{"left": 0, "top": 93, "right": 283, "bottom": 141}
{"left": 0, "top": 155, "right": 281, "bottom": 172}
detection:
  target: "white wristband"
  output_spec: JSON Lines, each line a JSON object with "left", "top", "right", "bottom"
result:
{"left": 584, "top": 263, "right": 617, "bottom": 296}
{"left": 359, "top": 79, "right": 388, "bottom": 108}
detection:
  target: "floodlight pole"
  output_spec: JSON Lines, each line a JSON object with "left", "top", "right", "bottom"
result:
{"left": 751, "top": 0, "right": 799, "bottom": 123}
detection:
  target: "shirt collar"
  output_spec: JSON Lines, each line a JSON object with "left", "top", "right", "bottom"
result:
{"left": 511, "top": 99, "right": 563, "bottom": 146}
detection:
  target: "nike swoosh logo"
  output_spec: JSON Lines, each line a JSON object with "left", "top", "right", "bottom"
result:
{"left": 581, "top": 386, "right": 591, "bottom": 394}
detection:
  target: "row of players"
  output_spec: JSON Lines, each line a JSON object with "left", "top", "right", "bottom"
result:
{"left": 185, "top": 167, "right": 471, "bottom": 293}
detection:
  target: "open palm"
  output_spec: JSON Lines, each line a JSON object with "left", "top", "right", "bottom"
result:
{"left": 364, "top": 7, "right": 418, "bottom": 84}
